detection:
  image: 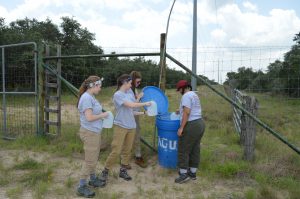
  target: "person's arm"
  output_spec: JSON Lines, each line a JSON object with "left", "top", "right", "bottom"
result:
{"left": 84, "top": 109, "right": 108, "bottom": 122}
{"left": 177, "top": 107, "right": 191, "bottom": 136}
{"left": 123, "top": 101, "right": 151, "bottom": 108}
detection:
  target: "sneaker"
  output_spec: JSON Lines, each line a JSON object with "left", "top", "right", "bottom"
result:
{"left": 175, "top": 173, "right": 190, "bottom": 184}
{"left": 99, "top": 169, "right": 109, "bottom": 182}
{"left": 121, "top": 164, "right": 132, "bottom": 170}
{"left": 119, "top": 168, "right": 132, "bottom": 181}
{"left": 135, "top": 157, "right": 147, "bottom": 168}
{"left": 88, "top": 176, "right": 106, "bottom": 188}
{"left": 77, "top": 185, "right": 95, "bottom": 198}
{"left": 188, "top": 170, "right": 197, "bottom": 180}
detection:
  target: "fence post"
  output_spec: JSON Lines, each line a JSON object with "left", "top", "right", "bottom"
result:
{"left": 159, "top": 33, "right": 166, "bottom": 92}
{"left": 242, "top": 96, "right": 258, "bottom": 161}
{"left": 38, "top": 44, "right": 45, "bottom": 135}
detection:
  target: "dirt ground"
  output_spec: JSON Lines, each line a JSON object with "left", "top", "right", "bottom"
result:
{"left": 0, "top": 149, "right": 258, "bottom": 199}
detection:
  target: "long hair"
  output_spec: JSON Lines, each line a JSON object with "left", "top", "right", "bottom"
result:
{"left": 116, "top": 74, "right": 131, "bottom": 91}
{"left": 77, "top": 76, "right": 100, "bottom": 107}
{"left": 130, "top": 71, "right": 142, "bottom": 95}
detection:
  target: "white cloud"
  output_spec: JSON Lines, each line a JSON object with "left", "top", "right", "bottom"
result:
{"left": 211, "top": 29, "right": 227, "bottom": 41}
{"left": 216, "top": 4, "right": 300, "bottom": 46}
{"left": 243, "top": 1, "right": 258, "bottom": 12}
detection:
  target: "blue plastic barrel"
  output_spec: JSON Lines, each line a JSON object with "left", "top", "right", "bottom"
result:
{"left": 141, "top": 86, "right": 181, "bottom": 169}
{"left": 156, "top": 114, "right": 180, "bottom": 169}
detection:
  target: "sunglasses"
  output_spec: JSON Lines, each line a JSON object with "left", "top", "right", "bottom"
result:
{"left": 136, "top": 80, "right": 141, "bottom": 84}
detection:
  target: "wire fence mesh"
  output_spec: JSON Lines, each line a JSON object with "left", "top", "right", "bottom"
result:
{"left": 0, "top": 43, "right": 37, "bottom": 139}
{"left": 1, "top": 44, "right": 300, "bottom": 154}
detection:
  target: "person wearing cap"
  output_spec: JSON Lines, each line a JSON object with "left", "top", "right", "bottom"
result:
{"left": 174, "top": 80, "right": 205, "bottom": 184}
{"left": 99, "top": 74, "right": 151, "bottom": 184}
{"left": 76, "top": 76, "right": 109, "bottom": 198}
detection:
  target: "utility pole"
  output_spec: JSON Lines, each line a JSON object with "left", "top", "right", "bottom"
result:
{"left": 191, "top": 0, "right": 197, "bottom": 90}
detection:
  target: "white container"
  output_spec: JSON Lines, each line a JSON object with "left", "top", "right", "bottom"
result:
{"left": 170, "top": 112, "right": 180, "bottom": 120}
{"left": 146, "top": 101, "right": 158, "bottom": 116}
{"left": 103, "top": 111, "right": 114, "bottom": 128}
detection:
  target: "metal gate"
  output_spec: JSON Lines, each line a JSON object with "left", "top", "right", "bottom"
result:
{"left": 0, "top": 42, "right": 38, "bottom": 139}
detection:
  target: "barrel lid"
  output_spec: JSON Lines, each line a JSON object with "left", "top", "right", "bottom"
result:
{"left": 141, "top": 86, "right": 168, "bottom": 115}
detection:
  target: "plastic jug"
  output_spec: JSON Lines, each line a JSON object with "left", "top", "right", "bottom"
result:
{"left": 146, "top": 101, "right": 158, "bottom": 116}
{"left": 170, "top": 112, "right": 180, "bottom": 120}
{"left": 103, "top": 111, "right": 114, "bottom": 128}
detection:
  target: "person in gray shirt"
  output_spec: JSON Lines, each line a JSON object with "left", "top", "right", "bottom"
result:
{"left": 100, "top": 74, "right": 151, "bottom": 184}
{"left": 174, "top": 80, "right": 205, "bottom": 184}
{"left": 76, "top": 76, "right": 109, "bottom": 198}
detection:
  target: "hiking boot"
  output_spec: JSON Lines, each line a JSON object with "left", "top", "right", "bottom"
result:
{"left": 88, "top": 176, "right": 106, "bottom": 188}
{"left": 99, "top": 169, "right": 109, "bottom": 182}
{"left": 135, "top": 157, "right": 147, "bottom": 168}
{"left": 121, "top": 164, "right": 132, "bottom": 170}
{"left": 119, "top": 168, "right": 132, "bottom": 181}
{"left": 175, "top": 173, "right": 190, "bottom": 184}
{"left": 77, "top": 185, "right": 95, "bottom": 198}
{"left": 188, "top": 170, "right": 197, "bottom": 180}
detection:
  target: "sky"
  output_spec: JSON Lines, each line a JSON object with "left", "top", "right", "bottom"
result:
{"left": 1, "top": 0, "right": 300, "bottom": 82}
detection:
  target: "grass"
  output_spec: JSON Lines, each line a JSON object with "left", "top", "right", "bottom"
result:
{"left": 1, "top": 86, "right": 300, "bottom": 198}
{"left": 6, "top": 186, "right": 23, "bottom": 199}
{"left": 13, "top": 158, "right": 45, "bottom": 170}
{"left": 20, "top": 167, "right": 53, "bottom": 187}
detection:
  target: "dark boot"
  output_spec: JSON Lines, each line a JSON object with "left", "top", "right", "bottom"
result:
{"left": 77, "top": 185, "right": 95, "bottom": 198}
{"left": 188, "top": 170, "right": 197, "bottom": 180}
{"left": 175, "top": 173, "right": 190, "bottom": 184}
{"left": 135, "top": 156, "right": 147, "bottom": 168}
{"left": 99, "top": 168, "right": 109, "bottom": 183}
{"left": 89, "top": 176, "right": 106, "bottom": 188}
{"left": 119, "top": 167, "right": 132, "bottom": 181}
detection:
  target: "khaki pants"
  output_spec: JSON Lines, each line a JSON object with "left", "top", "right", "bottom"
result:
{"left": 134, "top": 115, "right": 141, "bottom": 157}
{"left": 79, "top": 127, "right": 101, "bottom": 179}
{"left": 105, "top": 125, "right": 135, "bottom": 170}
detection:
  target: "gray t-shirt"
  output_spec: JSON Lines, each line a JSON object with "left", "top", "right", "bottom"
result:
{"left": 179, "top": 91, "right": 202, "bottom": 121}
{"left": 128, "top": 89, "right": 141, "bottom": 112}
{"left": 113, "top": 90, "right": 136, "bottom": 129}
{"left": 78, "top": 92, "right": 103, "bottom": 133}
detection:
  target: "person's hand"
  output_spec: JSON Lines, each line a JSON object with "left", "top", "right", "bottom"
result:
{"left": 137, "top": 92, "right": 144, "bottom": 100}
{"left": 177, "top": 127, "right": 184, "bottom": 137}
{"left": 100, "top": 112, "right": 109, "bottom": 119}
{"left": 145, "top": 101, "right": 151, "bottom": 106}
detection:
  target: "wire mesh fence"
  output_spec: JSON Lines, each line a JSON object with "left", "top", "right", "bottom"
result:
{"left": 1, "top": 44, "right": 299, "bottom": 155}
{"left": 0, "top": 43, "right": 37, "bottom": 139}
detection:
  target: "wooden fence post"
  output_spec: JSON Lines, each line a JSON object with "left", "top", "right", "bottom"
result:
{"left": 38, "top": 44, "right": 45, "bottom": 135}
{"left": 242, "top": 96, "right": 258, "bottom": 161}
{"left": 159, "top": 33, "right": 166, "bottom": 92}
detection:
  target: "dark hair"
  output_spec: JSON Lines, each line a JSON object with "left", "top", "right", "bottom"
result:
{"left": 179, "top": 85, "right": 193, "bottom": 94}
{"left": 130, "top": 71, "right": 142, "bottom": 95}
{"left": 77, "top": 76, "right": 100, "bottom": 107}
{"left": 116, "top": 74, "right": 132, "bottom": 91}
